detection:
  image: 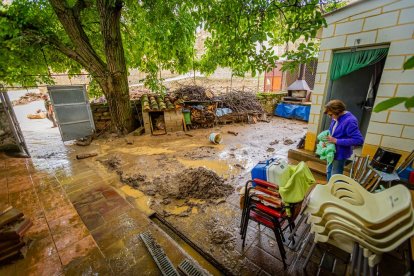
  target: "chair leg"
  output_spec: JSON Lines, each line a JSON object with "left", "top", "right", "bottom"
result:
{"left": 302, "top": 241, "right": 316, "bottom": 271}
{"left": 356, "top": 247, "right": 363, "bottom": 276}
{"left": 272, "top": 228, "right": 287, "bottom": 269}
{"left": 363, "top": 255, "right": 368, "bottom": 276}
{"left": 349, "top": 243, "right": 358, "bottom": 276}
{"left": 240, "top": 193, "right": 252, "bottom": 236}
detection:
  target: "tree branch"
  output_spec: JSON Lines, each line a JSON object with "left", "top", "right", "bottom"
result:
{"left": 49, "top": 0, "right": 107, "bottom": 77}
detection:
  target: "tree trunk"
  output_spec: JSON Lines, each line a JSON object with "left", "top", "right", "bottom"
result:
{"left": 49, "top": 0, "right": 133, "bottom": 134}
{"left": 97, "top": 0, "right": 133, "bottom": 134}
{"left": 98, "top": 74, "right": 132, "bottom": 135}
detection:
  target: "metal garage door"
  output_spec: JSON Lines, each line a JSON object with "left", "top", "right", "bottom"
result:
{"left": 48, "top": 85, "right": 95, "bottom": 142}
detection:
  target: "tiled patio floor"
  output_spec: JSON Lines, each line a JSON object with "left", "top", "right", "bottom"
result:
{"left": 0, "top": 153, "right": 192, "bottom": 275}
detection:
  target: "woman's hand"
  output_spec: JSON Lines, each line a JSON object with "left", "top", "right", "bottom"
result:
{"left": 326, "top": 136, "right": 337, "bottom": 144}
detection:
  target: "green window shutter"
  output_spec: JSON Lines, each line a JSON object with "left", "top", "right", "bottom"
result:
{"left": 330, "top": 48, "right": 389, "bottom": 81}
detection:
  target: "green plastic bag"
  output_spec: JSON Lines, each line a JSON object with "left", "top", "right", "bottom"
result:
{"left": 316, "top": 130, "right": 336, "bottom": 165}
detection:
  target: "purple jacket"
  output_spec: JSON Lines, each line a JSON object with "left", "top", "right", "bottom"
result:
{"left": 329, "top": 112, "right": 364, "bottom": 160}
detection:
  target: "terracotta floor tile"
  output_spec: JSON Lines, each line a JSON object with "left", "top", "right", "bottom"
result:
{"left": 23, "top": 234, "right": 58, "bottom": 268}
{"left": 25, "top": 215, "right": 50, "bottom": 240}
{"left": 58, "top": 235, "right": 97, "bottom": 266}
{"left": 25, "top": 252, "right": 62, "bottom": 276}
{"left": 52, "top": 219, "right": 89, "bottom": 251}
{"left": 49, "top": 211, "right": 84, "bottom": 234}
{"left": 44, "top": 204, "right": 76, "bottom": 222}
{"left": 7, "top": 180, "right": 34, "bottom": 194}
{"left": 62, "top": 247, "right": 112, "bottom": 275}
{"left": 79, "top": 212, "right": 106, "bottom": 231}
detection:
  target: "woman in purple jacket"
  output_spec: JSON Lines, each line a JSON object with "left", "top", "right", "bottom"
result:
{"left": 324, "top": 100, "right": 364, "bottom": 180}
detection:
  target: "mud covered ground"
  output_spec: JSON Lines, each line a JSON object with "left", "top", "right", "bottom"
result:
{"left": 87, "top": 116, "right": 308, "bottom": 274}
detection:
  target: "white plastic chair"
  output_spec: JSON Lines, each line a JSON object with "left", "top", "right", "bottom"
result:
{"left": 305, "top": 175, "right": 412, "bottom": 226}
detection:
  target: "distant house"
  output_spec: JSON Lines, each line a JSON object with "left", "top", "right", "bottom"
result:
{"left": 305, "top": 0, "right": 414, "bottom": 161}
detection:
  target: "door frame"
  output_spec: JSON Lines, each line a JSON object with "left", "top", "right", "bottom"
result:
{"left": 0, "top": 88, "right": 30, "bottom": 157}
{"left": 320, "top": 44, "right": 389, "bottom": 136}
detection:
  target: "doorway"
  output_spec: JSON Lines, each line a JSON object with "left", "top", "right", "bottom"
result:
{"left": 322, "top": 51, "right": 387, "bottom": 138}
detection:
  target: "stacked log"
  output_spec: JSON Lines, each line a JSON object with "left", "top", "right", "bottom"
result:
{"left": 0, "top": 206, "right": 32, "bottom": 263}
{"left": 165, "top": 98, "right": 174, "bottom": 109}
{"left": 189, "top": 104, "right": 216, "bottom": 129}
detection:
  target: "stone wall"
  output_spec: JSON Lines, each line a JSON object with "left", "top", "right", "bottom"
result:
{"left": 90, "top": 100, "right": 142, "bottom": 133}
{"left": 305, "top": 0, "right": 414, "bottom": 162}
{"left": 257, "top": 92, "right": 287, "bottom": 114}
{"left": 0, "top": 103, "right": 19, "bottom": 151}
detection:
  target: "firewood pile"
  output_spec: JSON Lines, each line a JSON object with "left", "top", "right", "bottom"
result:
{"left": 188, "top": 105, "right": 216, "bottom": 129}
{"left": 0, "top": 205, "right": 33, "bottom": 263}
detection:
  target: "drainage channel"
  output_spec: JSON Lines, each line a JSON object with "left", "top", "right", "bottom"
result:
{"left": 150, "top": 213, "right": 230, "bottom": 276}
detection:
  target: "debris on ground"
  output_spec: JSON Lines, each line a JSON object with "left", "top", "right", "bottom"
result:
{"left": 76, "top": 153, "right": 98, "bottom": 160}
{"left": 75, "top": 136, "right": 93, "bottom": 146}
{"left": 27, "top": 110, "right": 46, "bottom": 119}
{"left": 210, "top": 226, "right": 235, "bottom": 245}
{"left": 269, "top": 139, "right": 279, "bottom": 145}
{"left": 99, "top": 155, "right": 121, "bottom": 171}
{"left": 125, "top": 139, "right": 134, "bottom": 145}
{"left": 160, "top": 167, "right": 233, "bottom": 200}
{"left": 266, "top": 147, "right": 275, "bottom": 152}
{"left": 120, "top": 173, "right": 147, "bottom": 189}
{"left": 234, "top": 164, "right": 245, "bottom": 170}
{"left": 133, "top": 126, "right": 145, "bottom": 136}
{"left": 12, "top": 92, "right": 43, "bottom": 106}
{"left": 185, "top": 133, "right": 194, "bottom": 137}
{"left": 283, "top": 138, "right": 295, "bottom": 145}
{"left": 227, "top": 131, "right": 238, "bottom": 136}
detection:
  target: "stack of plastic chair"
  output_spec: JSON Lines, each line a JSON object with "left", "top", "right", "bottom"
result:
{"left": 301, "top": 174, "right": 414, "bottom": 275}
{"left": 239, "top": 178, "right": 300, "bottom": 269}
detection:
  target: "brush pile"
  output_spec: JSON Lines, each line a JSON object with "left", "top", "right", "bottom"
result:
{"left": 215, "top": 90, "right": 264, "bottom": 114}
{"left": 172, "top": 85, "right": 214, "bottom": 102}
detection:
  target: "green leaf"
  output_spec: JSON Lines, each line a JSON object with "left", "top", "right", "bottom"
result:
{"left": 373, "top": 97, "right": 408, "bottom": 113}
{"left": 405, "top": 96, "right": 414, "bottom": 110}
{"left": 403, "top": 56, "right": 414, "bottom": 70}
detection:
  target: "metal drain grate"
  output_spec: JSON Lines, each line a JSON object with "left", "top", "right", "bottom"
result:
{"left": 178, "top": 259, "right": 207, "bottom": 276}
{"left": 140, "top": 232, "right": 179, "bottom": 276}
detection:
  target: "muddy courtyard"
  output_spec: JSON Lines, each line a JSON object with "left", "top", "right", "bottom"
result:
{"left": 75, "top": 117, "right": 307, "bottom": 274}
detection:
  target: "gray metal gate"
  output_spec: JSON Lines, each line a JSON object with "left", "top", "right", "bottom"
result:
{"left": 0, "top": 89, "right": 30, "bottom": 156}
{"left": 47, "top": 85, "right": 95, "bottom": 142}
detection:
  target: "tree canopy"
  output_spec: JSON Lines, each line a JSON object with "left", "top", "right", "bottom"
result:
{"left": 0, "top": 0, "right": 328, "bottom": 133}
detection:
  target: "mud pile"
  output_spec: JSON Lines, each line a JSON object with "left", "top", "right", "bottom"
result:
{"left": 100, "top": 156, "right": 121, "bottom": 171}
{"left": 164, "top": 167, "right": 233, "bottom": 200}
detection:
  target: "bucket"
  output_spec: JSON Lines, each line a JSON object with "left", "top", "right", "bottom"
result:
{"left": 209, "top": 133, "right": 222, "bottom": 144}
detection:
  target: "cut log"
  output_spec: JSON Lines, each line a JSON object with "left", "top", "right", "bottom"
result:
{"left": 76, "top": 153, "right": 98, "bottom": 160}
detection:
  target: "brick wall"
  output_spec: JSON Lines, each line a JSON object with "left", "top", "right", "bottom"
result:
{"left": 0, "top": 103, "right": 19, "bottom": 151}
{"left": 305, "top": 0, "right": 414, "bottom": 162}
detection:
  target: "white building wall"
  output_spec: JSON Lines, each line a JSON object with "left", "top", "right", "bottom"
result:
{"left": 305, "top": 0, "right": 414, "bottom": 162}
